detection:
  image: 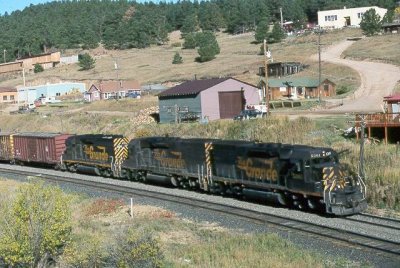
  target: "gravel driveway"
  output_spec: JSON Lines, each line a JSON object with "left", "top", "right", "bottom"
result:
{"left": 313, "top": 40, "right": 400, "bottom": 113}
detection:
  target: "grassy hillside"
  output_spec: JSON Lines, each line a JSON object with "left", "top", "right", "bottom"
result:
{"left": 0, "top": 28, "right": 362, "bottom": 92}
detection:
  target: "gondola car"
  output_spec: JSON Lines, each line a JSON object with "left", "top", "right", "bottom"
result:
{"left": 122, "top": 137, "right": 367, "bottom": 216}
{"left": 61, "top": 134, "right": 129, "bottom": 177}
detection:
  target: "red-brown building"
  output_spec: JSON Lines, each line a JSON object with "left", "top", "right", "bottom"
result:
{"left": 356, "top": 94, "right": 400, "bottom": 143}
{"left": 0, "top": 87, "right": 17, "bottom": 104}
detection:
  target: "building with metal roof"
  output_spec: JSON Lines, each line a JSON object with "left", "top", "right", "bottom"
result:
{"left": 158, "top": 78, "right": 260, "bottom": 123}
{"left": 260, "top": 77, "right": 336, "bottom": 100}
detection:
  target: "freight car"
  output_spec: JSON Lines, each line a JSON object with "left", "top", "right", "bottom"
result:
{"left": 12, "top": 132, "right": 71, "bottom": 166}
{"left": 122, "top": 137, "right": 367, "bottom": 215}
{"left": 61, "top": 134, "right": 129, "bottom": 177}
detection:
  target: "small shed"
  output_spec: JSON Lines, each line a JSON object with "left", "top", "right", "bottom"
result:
{"left": 85, "top": 80, "right": 141, "bottom": 102}
{"left": 258, "top": 62, "right": 304, "bottom": 78}
{"left": 260, "top": 77, "right": 336, "bottom": 100}
{"left": 158, "top": 78, "right": 260, "bottom": 123}
{"left": 382, "top": 21, "right": 400, "bottom": 34}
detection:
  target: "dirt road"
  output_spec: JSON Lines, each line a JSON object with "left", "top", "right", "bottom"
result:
{"left": 312, "top": 40, "right": 400, "bottom": 113}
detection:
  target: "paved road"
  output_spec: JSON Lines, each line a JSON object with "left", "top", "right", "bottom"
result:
{"left": 312, "top": 40, "right": 400, "bottom": 113}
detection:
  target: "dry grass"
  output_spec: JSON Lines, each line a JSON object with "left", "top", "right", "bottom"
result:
{"left": 0, "top": 181, "right": 352, "bottom": 267}
{"left": 343, "top": 34, "right": 400, "bottom": 66}
{"left": 0, "top": 28, "right": 362, "bottom": 89}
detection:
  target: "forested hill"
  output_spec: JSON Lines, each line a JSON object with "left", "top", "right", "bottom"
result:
{"left": 0, "top": 0, "right": 397, "bottom": 62}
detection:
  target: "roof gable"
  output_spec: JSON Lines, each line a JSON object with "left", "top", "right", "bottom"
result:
{"left": 0, "top": 87, "right": 17, "bottom": 93}
{"left": 384, "top": 93, "right": 400, "bottom": 102}
{"left": 158, "top": 78, "right": 230, "bottom": 97}
{"left": 91, "top": 80, "right": 141, "bottom": 93}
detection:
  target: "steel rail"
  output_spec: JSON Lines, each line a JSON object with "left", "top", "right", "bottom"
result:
{"left": 346, "top": 214, "right": 400, "bottom": 231}
{"left": 1, "top": 167, "right": 400, "bottom": 259}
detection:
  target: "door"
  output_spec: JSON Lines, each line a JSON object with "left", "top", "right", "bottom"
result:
{"left": 218, "top": 91, "right": 245, "bottom": 119}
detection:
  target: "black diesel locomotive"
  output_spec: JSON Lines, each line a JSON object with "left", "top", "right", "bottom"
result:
{"left": 0, "top": 132, "right": 367, "bottom": 216}
{"left": 122, "top": 137, "right": 367, "bottom": 216}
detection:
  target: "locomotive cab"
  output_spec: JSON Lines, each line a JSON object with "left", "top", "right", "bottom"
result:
{"left": 287, "top": 148, "right": 367, "bottom": 216}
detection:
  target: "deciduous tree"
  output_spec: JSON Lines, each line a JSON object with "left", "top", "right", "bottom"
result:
{"left": 0, "top": 181, "right": 72, "bottom": 267}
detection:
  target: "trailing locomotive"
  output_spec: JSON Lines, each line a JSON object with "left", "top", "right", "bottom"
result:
{"left": 122, "top": 137, "right": 367, "bottom": 215}
{"left": 0, "top": 132, "right": 367, "bottom": 216}
{"left": 61, "top": 134, "right": 129, "bottom": 177}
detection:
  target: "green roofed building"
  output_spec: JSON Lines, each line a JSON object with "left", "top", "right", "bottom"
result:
{"left": 259, "top": 77, "right": 336, "bottom": 100}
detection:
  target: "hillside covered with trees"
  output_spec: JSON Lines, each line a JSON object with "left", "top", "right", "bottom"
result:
{"left": 0, "top": 0, "right": 397, "bottom": 62}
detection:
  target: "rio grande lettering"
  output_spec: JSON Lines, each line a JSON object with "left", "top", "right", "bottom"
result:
{"left": 83, "top": 145, "right": 109, "bottom": 161}
{"left": 237, "top": 157, "right": 278, "bottom": 181}
{"left": 154, "top": 149, "right": 186, "bottom": 169}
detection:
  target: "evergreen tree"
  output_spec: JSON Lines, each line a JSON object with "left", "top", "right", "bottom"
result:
{"left": 196, "top": 31, "right": 220, "bottom": 62}
{"left": 183, "top": 33, "right": 197, "bottom": 49}
{"left": 78, "top": 53, "right": 96, "bottom": 70}
{"left": 255, "top": 19, "right": 270, "bottom": 43}
{"left": 172, "top": 52, "right": 183, "bottom": 64}
{"left": 360, "top": 8, "right": 383, "bottom": 36}
{"left": 268, "top": 23, "right": 286, "bottom": 43}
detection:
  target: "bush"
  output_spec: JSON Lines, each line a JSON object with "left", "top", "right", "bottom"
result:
{"left": 172, "top": 52, "right": 183, "bottom": 64}
{"left": 33, "top": 63, "right": 44, "bottom": 73}
{"left": 0, "top": 181, "right": 72, "bottom": 267}
{"left": 336, "top": 85, "right": 351, "bottom": 95}
{"left": 110, "top": 228, "right": 164, "bottom": 268}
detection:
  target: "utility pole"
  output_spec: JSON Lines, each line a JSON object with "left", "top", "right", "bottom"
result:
{"left": 263, "top": 39, "right": 271, "bottom": 115}
{"left": 280, "top": 7, "right": 283, "bottom": 26}
{"left": 318, "top": 26, "right": 322, "bottom": 103}
{"left": 3, "top": 49, "right": 6, "bottom": 63}
{"left": 358, "top": 115, "right": 366, "bottom": 180}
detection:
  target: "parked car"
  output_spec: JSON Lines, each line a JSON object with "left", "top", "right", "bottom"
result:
{"left": 233, "top": 109, "right": 263, "bottom": 120}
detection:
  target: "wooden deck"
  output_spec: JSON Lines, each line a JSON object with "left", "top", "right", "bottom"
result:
{"left": 355, "top": 113, "right": 400, "bottom": 143}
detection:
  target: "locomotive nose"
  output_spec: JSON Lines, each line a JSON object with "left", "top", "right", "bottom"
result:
{"left": 322, "top": 164, "right": 367, "bottom": 215}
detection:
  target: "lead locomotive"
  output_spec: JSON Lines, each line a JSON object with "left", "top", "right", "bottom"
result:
{"left": 122, "top": 137, "right": 367, "bottom": 215}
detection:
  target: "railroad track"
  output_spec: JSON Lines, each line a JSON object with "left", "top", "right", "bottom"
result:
{"left": 1, "top": 166, "right": 400, "bottom": 259}
{"left": 346, "top": 213, "right": 400, "bottom": 231}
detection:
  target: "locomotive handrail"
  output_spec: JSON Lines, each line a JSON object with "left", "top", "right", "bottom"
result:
{"left": 357, "top": 174, "right": 367, "bottom": 200}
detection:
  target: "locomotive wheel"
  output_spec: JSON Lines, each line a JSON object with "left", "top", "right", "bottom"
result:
{"left": 102, "top": 169, "right": 112, "bottom": 177}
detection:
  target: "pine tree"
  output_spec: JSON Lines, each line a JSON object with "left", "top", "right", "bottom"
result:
{"left": 360, "top": 8, "right": 383, "bottom": 36}
{"left": 196, "top": 31, "right": 220, "bottom": 62}
{"left": 78, "top": 53, "right": 96, "bottom": 70}
{"left": 255, "top": 19, "right": 270, "bottom": 44}
{"left": 172, "top": 52, "right": 183, "bottom": 64}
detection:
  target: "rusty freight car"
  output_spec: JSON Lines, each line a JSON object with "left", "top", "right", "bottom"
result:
{"left": 13, "top": 132, "right": 71, "bottom": 165}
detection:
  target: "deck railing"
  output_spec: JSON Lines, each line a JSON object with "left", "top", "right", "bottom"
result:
{"left": 356, "top": 113, "right": 400, "bottom": 127}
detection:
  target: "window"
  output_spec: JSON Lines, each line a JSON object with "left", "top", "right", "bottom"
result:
{"left": 291, "top": 160, "right": 303, "bottom": 180}
{"left": 357, "top": 12, "right": 364, "bottom": 19}
{"left": 325, "top": 15, "right": 338, "bottom": 21}
{"left": 324, "top": 84, "right": 329, "bottom": 91}
{"left": 56, "top": 93, "right": 61, "bottom": 96}
{"left": 3, "top": 96, "right": 7, "bottom": 101}
{"left": 10, "top": 95, "right": 14, "bottom": 100}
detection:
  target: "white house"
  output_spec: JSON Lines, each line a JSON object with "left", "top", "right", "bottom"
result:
{"left": 318, "top": 6, "right": 387, "bottom": 29}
